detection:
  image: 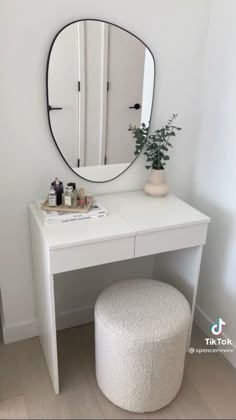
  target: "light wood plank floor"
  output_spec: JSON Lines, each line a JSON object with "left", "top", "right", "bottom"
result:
{"left": 0, "top": 323, "right": 236, "bottom": 419}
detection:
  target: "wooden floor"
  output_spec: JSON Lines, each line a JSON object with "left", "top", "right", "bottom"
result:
{"left": 0, "top": 323, "right": 236, "bottom": 419}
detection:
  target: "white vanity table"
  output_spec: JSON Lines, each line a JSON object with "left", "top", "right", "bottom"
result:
{"left": 29, "top": 190, "right": 210, "bottom": 395}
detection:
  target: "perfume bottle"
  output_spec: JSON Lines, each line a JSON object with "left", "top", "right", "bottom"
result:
{"left": 63, "top": 185, "right": 74, "bottom": 207}
{"left": 67, "top": 182, "right": 78, "bottom": 208}
{"left": 48, "top": 187, "right": 57, "bottom": 207}
{"left": 51, "top": 177, "right": 63, "bottom": 205}
{"left": 79, "top": 187, "right": 85, "bottom": 208}
{"left": 86, "top": 195, "right": 93, "bottom": 205}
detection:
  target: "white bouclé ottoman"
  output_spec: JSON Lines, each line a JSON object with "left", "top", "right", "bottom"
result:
{"left": 95, "top": 279, "right": 191, "bottom": 413}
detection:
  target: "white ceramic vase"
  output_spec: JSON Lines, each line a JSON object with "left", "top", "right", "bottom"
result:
{"left": 144, "top": 169, "right": 169, "bottom": 197}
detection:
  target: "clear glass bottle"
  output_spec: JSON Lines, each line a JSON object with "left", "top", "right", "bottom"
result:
{"left": 48, "top": 187, "right": 57, "bottom": 207}
{"left": 79, "top": 187, "right": 85, "bottom": 209}
{"left": 63, "top": 186, "right": 74, "bottom": 207}
{"left": 67, "top": 183, "right": 78, "bottom": 208}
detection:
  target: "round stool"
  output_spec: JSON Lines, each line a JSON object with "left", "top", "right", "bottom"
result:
{"left": 95, "top": 279, "right": 191, "bottom": 413}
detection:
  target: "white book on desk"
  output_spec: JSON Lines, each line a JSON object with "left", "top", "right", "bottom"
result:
{"left": 36, "top": 199, "right": 108, "bottom": 224}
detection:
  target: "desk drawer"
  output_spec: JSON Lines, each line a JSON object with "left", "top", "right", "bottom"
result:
{"left": 50, "top": 236, "right": 135, "bottom": 274}
{"left": 135, "top": 223, "right": 208, "bottom": 258}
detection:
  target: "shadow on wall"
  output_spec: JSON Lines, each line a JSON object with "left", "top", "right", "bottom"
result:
{"left": 0, "top": 300, "right": 3, "bottom": 344}
{"left": 0, "top": 290, "right": 4, "bottom": 344}
{"left": 54, "top": 255, "right": 154, "bottom": 329}
{"left": 192, "top": 194, "right": 236, "bottom": 315}
{"left": 0, "top": 317, "right": 3, "bottom": 344}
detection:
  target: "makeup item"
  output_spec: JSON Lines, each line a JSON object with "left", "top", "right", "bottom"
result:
{"left": 48, "top": 188, "right": 57, "bottom": 207}
{"left": 63, "top": 186, "right": 74, "bottom": 207}
{"left": 67, "top": 182, "right": 76, "bottom": 190}
{"left": 79, "top": 187, "right": 85, "bottom": 208}
{"left": 67, "top": 182, "right": 78, "bottom": 207}
{"left": 51, "top": 177, "right": 63, "bottom": 205}
{"left": 85, "top": 195, "right": 93, "bottom": 205}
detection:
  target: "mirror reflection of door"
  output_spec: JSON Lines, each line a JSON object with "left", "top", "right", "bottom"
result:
{"left": 47, "top": 20, "right": 155, "bottom": 182}
{"left": 106, "top": 25, "right": 145, "bottom": 165}
{"left": 82, "top": 21, "right": 106, "bottom": 167}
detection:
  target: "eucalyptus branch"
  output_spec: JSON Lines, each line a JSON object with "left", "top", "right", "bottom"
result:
{"left": 129, "top": 114, "right": 182, "bottom": 170}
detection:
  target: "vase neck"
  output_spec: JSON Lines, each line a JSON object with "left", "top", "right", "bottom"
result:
{"left": 150, "top": 169, "right": 165, "bottom": 184}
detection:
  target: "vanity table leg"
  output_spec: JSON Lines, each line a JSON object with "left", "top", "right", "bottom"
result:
{"left": 38, "top": 273, "right": 59, "bottom": 395}
{"left": 30, "top": 215, "right": 59, "bottom": 395}
{"left": 154, "top": 245, "right": 203, "bottom": 348}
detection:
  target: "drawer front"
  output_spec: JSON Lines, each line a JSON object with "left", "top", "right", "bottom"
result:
{"left": 135, "top": 223, "right": 208, "bottom": 258}
{"left": 50, "top": 236, "right": 135, "bottom": 274}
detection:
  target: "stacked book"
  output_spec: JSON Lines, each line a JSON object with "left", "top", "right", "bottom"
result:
{"left": 36, "top": 199, "right": 108, "bottom": 224}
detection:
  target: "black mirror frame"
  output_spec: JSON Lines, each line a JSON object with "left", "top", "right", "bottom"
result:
{"left": 46, "top": 18, "right": 156, "bottom": 183}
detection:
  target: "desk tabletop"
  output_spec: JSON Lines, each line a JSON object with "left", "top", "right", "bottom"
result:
{"left": 29, "top": 204, "right": 136, "bottom": 250}
{"left": 98, "top": 190, "right": 210, "bottom": 234}
{"left": 29, "top": 190, "right": 210, "bottom": 249}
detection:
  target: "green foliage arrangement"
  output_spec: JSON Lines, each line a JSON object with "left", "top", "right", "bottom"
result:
{"left": 129, "top": 114, "right": 182, "bottom": 170}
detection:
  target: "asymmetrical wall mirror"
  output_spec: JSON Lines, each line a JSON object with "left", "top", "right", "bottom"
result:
{"left": 47, "top": 19, "right": 155, "bottom": 182}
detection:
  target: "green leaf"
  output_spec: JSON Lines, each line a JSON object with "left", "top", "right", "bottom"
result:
{"left": 132, "top": 113, "right": 181, "bottom": 168}
{"left": 161, "top": 145, "right": 168, "bottom": 151}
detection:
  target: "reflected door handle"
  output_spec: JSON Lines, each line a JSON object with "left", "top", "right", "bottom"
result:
{"left": 48, "top": 105, "right": 63, "bottom": 111}
{"left": 129, "top": 103, "right": 141, "bottom": 110}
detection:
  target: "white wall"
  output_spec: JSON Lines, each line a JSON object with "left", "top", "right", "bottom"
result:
{"left": 191, "top": 0, "right": 236, "bottom": 367}
{"left": 0, "top": 0, "right": 210, "bottom": 341}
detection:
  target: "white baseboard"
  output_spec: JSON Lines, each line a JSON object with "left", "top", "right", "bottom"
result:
{"left": 2, "top": 305, "right": 94, "bottom": 344}
{"left": 56, "top": 305, "right": 94, "bottom": 331}
{"left": 194, "top": 305, "right": 236, "bottom": 368}
{"left": 2, "top": 319, "right": 38, "bottom": 344}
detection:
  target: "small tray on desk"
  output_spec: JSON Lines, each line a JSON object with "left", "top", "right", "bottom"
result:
{"left": 41, "top": 197, "right": 93, "bottom": 214}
